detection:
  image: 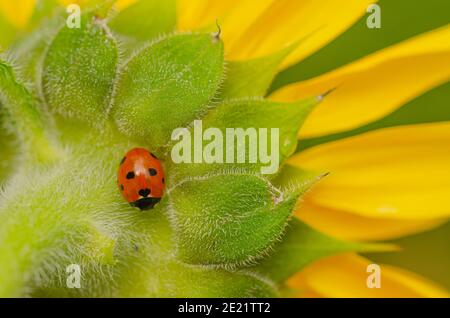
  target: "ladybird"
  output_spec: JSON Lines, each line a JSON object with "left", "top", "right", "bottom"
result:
{"left": 118, "top": 148, "right": 166, "bottom": 210}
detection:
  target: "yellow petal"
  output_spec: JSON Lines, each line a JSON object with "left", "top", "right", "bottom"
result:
{"left": 290, "top": 122, "right": 450, "bottom": 219}
{"left": 177, "top": 0, "right": 372, "bottom": 68}
{"left": 176, "top": 0, "right": 241, "bottom": 31}
{"left": 288, "top": 253, "right": 450, "bottom": 298}
{"left": 271, "top": 25, "right": 450, "bottom": 138}
{"left": 296, "top": 201, "right": 445, "bottom": 241}
{"left": 225, "top": 0, "right": 374, "bottom": 67}
{"left": 0, "top": 0, "right": 35, "bottom": 29}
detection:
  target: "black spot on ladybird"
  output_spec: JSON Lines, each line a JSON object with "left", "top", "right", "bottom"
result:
{"left": 139, "top": 188, "right": 151, "bottom": 197}
{"left": 126, "top": 171, "right": 135, "bottom": 179}
{"left": 162, "top": 177, "right": 165, "bottom": 184}
{"left": 149, "top": 168, "right": 157, "bottom": 176}
{"left": 120, "top": 184, "right": 124, "bottom": 191}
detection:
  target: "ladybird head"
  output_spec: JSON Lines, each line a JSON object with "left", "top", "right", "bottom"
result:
{"left": 131, "top": 197, "right": 161, "bottom": 211}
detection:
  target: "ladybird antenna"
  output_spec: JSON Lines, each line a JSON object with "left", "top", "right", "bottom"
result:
{"left": 214, "top": 19, "right": 222, "bottom": 40}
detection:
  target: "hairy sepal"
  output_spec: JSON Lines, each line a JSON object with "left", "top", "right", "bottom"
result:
{"left": 43, "top": 15, "right": 118, "bottom": 124}
{"left": 169, "top": 172, "right": 299, "bottom": 266}
{"left": 111, "top": 33, "right": 224, "bottom": 148}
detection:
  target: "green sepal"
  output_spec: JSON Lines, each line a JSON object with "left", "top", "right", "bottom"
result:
{"left": 169, "top": 173, "right": 298, "bottom": 266}
{"left": 220, "top": 47, "right": 292, "bottom": 99}
{"left": 112, "top": 33, "right": 224, "bottom": 148}
{"left": 272, "top": 163, "right": 329, "bottom": 193}
{"left": 43, "top": 14, "right": 118, "bottom": 124}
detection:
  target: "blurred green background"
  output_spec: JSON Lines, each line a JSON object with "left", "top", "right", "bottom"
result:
{"left": 271, "top": 0, "right": 450, "bottom": 290}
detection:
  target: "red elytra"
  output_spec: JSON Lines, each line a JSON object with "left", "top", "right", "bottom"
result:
{"left": 118, "top": 148, "right": 165, "bottom": 210}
